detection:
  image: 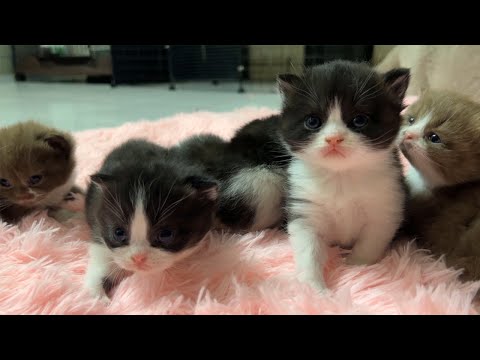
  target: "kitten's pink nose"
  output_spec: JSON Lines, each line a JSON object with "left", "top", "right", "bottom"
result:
{"left": 17, "top": 193, "right": 34, "bottom": 201}
{"left": 325, "top": 135, "right": 344, "bottom": 145}
{"left": 404, "top": 132, "right": 418, "bottom": 141}
{"left": 131, "top": 253, "right": 147, "bottom": 265}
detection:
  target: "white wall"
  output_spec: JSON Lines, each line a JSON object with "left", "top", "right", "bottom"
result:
{"left": 0, "top": 45, "right": 13, "bottom": 74}
{"left": 90, "top": 45, "right": 110, "bottom": 52}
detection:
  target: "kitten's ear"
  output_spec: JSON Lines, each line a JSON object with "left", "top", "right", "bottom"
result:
{"left": 44, "top": 134, "right": 72, "bottom": 158}
{"left": 277, "top": 73, "right": 302, "bottom": 98}
{"left": 90, "top": 173, "right": 116, "bottom": 189}
{"left": 185, "top": 176, "right": 218, "bottom": 201}
{"left": 383, "top": 68, "right": 410, "bottom": 103}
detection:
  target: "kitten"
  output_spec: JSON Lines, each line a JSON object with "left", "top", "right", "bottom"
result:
{"left": 224, "top": 115, "right": 291, "bottom": 231}
{"left": 278, "top": 60, "right": 410, "bottom": 291}
{"left": 172, "top": 116, "right": 290, "bottom": 232}
{"left": 84, "top": 139, "right": 218, "bottom": 300}
{"left": 400, "top": 90, "right": 480, "bottom": 284}
{"left": 0, "top": 120, "right": 78, "bottom": 224}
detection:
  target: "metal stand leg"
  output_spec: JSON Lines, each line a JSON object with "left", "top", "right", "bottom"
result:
{"left": 166, "top": 45, "right": 176, "bottom": 91}
{"left": 237, "top": 65, "right": 245, "bottom": 93}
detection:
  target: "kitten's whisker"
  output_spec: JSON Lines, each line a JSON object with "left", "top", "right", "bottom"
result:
{"left": 357, "top": 87, "right": 383, "bottom": 105}
{"left": 301, "top": 73, "right": 320, "bottom": 104}
{"left": 410, "top": 143, "right": 446, "bottom": 169}
{"left": 355, "top": 69, "right": 376, "bottom": 103}
{"left": 158, "top": 180, "right": 177, "bottom": 217}
{"left": 356, "top": 81, "right": 382, "bottom": 104}
{"left": 102, "top": 191, "right": 127, "bottom": 223}
{"left": 284, "top": 80, "right": 319, "bottom": 105}
{"left": 158, "top": 192, "right": 193, "bottom": 223}
{"left": 361, "top": 129, "right": 397, "bottom": 146}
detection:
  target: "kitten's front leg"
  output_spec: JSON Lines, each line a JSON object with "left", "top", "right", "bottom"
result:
{"left": 288, "top": 218, "right": 329, "bottom": 292}
{"left": 48, "top": 207, "right": 84, "bottom": 222}
{"left": 346, "top": 219, "right": 399, "bottom": 266}
{"left": 85, "top": 243, "right": 119, "bottom": 303}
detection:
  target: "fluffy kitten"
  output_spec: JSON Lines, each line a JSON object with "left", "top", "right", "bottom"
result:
{"left": 279, "top": 60, "right": 410, "bottom": 290}
{"left": 172, "top": 116, "right": 290, "bottom": 232}
{"left": 0, "top": 120, "right": 78, "bottom": 224}
{"left": 400, "top": 90, "right": 480, "bottom": 284}
{"left": 84, "top": 139, "right": 218, "bottom": 300}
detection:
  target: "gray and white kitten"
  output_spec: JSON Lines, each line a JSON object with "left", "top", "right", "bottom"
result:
{"left": 278, "top": 60, "right": 410, "bottom": 291}
{"left": 172, "top": 115, "right": 291, "bottom": 233}
{"left": 84, "top": 139, "right": 218, "bottom": 301}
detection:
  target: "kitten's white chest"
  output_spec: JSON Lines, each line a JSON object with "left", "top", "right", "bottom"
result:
{"left": 288, "top": 159, "right": 403, "bottom": 247}
{"left": 405, "top": 165, "right": 432, "bottom": 196}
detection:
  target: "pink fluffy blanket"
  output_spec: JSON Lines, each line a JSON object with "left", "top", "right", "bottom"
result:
{"left": 1, "top": 103, "right": 479, "bottom": 315}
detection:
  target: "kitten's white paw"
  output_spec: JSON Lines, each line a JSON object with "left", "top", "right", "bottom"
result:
{"left": 48, "top": 208, "right": 81, "bottom": 223}
{"left": 86, "top": 284, "right": 111, "bottom": 305}
{"left": 98, "top": 294, "right": 112, "bottom": 306}
{"left": 298, "top": 274, "right": 328, "bottom": 294}
{"left": 85, "top": 274, "right": 111, "bottom": 304}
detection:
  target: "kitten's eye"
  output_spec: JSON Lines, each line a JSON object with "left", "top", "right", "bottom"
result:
{"left": 28, "top": 175, "right": 43, "bottom": 186}
{"left": 352, "top": 115, "right": 369, "bottom": 129}
{"left": 408, "top": 116, "right": 415, "bottom": 124}
{"left": 427, "top": 132, "right": 442, "bottom": 144}
{"left": 0, "top": 178, "right": 12, "bottom": 188}
{"left": 304, "top": 116, "right": 322, "bottom": 130}
{"left": 113, "top": 227, "right": 128, "bottom": 245}
{"left": 153, "top": 229, "right": 176, "bottom": 247}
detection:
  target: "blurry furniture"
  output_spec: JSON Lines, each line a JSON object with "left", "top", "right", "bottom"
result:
{"left": 110, "top": 45, "right": 246, "bottom": 91}
{"left": 168, "top": 45, "right": 246, "bottom": 92}
{"left": 304, "top": 45, "right": 373, "bottom": 66}
{"left": 110, "top": 45, "right": 169, "bottom": 86}
{"left": 248, "top": 45, "right": 304, "bottom": 80}
{"left": 11, "top": 45, "right": 374, "bottom": 92}
{"left": 12, "top": 45, "right": 112, "bottom": 82}
{"left": 248, "top": 45, "right": 373, "bottom": 82}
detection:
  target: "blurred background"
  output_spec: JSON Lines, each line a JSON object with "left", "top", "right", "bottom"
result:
{"left": 0, "top": 45, "right": 393, "bottom": 131}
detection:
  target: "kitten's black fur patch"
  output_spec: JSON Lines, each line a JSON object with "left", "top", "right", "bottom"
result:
{"left": 229, "top": 115, "right": 291, "bottom": 167}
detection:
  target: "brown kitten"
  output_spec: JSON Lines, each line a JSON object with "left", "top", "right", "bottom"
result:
{"left": 399, "top": 90, "right": 480, "bottom": 286}
{"left": 0, "top": 120, "right": 79, "bottom": 224}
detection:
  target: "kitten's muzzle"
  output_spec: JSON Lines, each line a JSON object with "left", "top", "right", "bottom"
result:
{"left": 16, "top": 194, "right": 35, "bottom": 201}
{"left": 15, "top": 193, "right": 37, "bottom": 206}
{"left": 325, "top": 135, "right": 344, "bottom": 145}
{"left": 403, "top": 131, "right": 418, "bottom": 141}
{"left": 399, "top": 131, "right": 419, "bottom": 152}
{"left": 130, "top": 253, "right": 151, "bottom": 271}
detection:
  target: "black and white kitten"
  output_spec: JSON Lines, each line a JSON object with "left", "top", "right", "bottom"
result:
{"left": 84, "top": 139, "right": 218, "bottom": 300}
{"left": 278, "top": 60, "right": 410, "bottom": 291}
{"left": 173, "top": 116, "right": 291, "bottom": 233}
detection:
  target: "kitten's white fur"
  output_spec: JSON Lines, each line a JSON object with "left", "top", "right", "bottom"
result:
{"left": 37, "top": 170, "right": 77, "bottom": 207}
{"left": 39, "top": 170, "right": 80, "bottom": 223}
{"left": 405, "top": 166, "right": 429, "bottom": 197}
{"left": 223, "top": 166, "right": 286, "bottom": 231}
{"left": 287, "top": 101, "right": 404, "bottom": 290}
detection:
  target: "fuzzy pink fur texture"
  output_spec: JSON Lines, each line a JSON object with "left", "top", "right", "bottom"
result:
{"left": 1, "top": 100, "right": 479, "bottom": 315}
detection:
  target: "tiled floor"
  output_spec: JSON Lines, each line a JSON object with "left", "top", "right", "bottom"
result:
{"left": 0, "top": 76, "right": 281, "bottom": 132}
